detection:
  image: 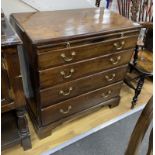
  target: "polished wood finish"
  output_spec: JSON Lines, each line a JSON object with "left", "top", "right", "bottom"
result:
{"left": 2, "top": 79, "right": 153, "bottom": 155}
{"left": 39, "top": 50, "right": 133, "bottom": 88}
{"left": 2, "top": 47, "right": 25, "bottom": 109}
{"left": 10, "top": 8, "right": 140, "bottom": 43}
{"left": 37, "top": 35, "right": 138, "bottom": 69}
{"left": 41, "top": 97, "right": 121, "bottom": 126}
{"left": 40, "top": 66, "right": 127, "bottom": 107}
{"left": 136, "top": 50, "right": 153, "bottom": 73}
{"left": 1, "top": 12, "right": 31, "bottom": 150}
{"left": 1, "top": 101, "right": 15, "bottom": 113}
{"left": 10, "top": 8, "right": 140, "bottom": 138}
{"left": 125, "top": 96, "right": 153, "bottom": 155}
{"left": 41, "top": 83, "right": 122, "bottom": 125}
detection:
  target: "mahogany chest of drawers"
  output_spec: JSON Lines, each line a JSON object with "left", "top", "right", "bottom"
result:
{"left": 1, "top": 11, "right": 31, "bottom": 150}
{"left": 10, "top": 8, "right": 141, "bottom": 138}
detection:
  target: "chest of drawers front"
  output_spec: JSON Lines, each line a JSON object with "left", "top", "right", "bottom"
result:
{"left": 37, "top": 32, "right": 138, "bottom": 126}
{"left": 10, "top": 8, "right": 140, "bottom": 138}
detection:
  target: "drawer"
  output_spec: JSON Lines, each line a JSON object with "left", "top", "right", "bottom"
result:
{"left": 39, "top": 50, "right": 133, "bottom": 88}
{"left": 41, "top": 89, "right": 121, "bottom": 126}
{"left": 40, "top": 65, "right": 127, "bottom": 107}
{"left": 37, "top": 35, "right": 138, "bottom": 69}
{"left": 37, "top": 29, "right": 139, "bottom": 52}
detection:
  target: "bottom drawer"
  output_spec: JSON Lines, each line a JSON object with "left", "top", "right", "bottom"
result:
{"left": 41, "top": 82, "right": 122, "bottom": 125}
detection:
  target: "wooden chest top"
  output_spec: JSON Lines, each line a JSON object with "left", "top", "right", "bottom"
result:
{"left": 11, "top": 8, "right": 140, "bottom": 44}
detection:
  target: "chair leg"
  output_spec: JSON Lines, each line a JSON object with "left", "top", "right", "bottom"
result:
{"left": 16, "top": 108, "right": 32, "bottom": 150}
{"left": 129, "top": 45, "right": 139, "bottom": 73}
{"left": 131, "top": 76, "right": 145, "bottom": 109}
{"left": 133, "top": 45, "right": 139, "bottom": 66}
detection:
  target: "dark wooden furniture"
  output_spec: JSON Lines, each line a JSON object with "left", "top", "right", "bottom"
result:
{"left": 125, "top": 96, "right": 153, "bottom": 155}
{"left": 10, "top": 8, "right": 141, "bottom": 138}
{"left": 1, "top": 12, "right": 31, "bottom": 150}
{"left": 117, "top": 0, "right": 153, "bottom": 108}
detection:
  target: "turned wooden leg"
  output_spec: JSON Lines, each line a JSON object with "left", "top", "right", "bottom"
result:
{"left": 16, "top": 108, "right": 32, "bottom": 150}
{"left": 131, "top": 76, "right": 145, "bottom": 109}
{"left": 130, "top": 45, "right": 139, "bottom": 73}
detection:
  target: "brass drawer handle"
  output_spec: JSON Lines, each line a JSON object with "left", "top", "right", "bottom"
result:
{"left": 60, "top": 105, "right": 72, "bottom": 114}
{"left": 61, "top": 51, "right": 76, "bottom": 62}
{"left": 59, "top": 87, "right": 73, "bottom": 96}
{"left": 113, "top": 41, "right": 125, "bottom": 50}
{"left": 66, "top": 42, "right": 71, "bottom": 48}
{"left": 60, "top": 68, "right": 75, "bottom": 79}
{"left": 105, "top": 74, "right": 116, "bottom": 82}
{"left": 110, "top": 56, "right": 121, "bottom": 65}
{"left": 102, "top": 90, "right": 112, "bottom": 98}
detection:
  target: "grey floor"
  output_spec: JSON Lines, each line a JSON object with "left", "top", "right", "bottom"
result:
{"left": 49, "top": 111, "right": 152, "bottom": 155}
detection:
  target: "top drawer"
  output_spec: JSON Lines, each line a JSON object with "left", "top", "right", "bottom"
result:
{"left": 37, "top": 35, "right": 138, "bottom": 69}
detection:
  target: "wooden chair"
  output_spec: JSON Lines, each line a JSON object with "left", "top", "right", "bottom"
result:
{"left": 117, "top": 0, "right": 153, "bottom": 108}
{"left": 125, "top": 96, "right": 153, "bottom": 155}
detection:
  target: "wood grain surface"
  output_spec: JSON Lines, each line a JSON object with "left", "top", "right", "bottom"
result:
{"left": 10, "top": 7, "right": 141, "bottom": 140}
{"left": 2, "top": 79, "right": 152, "bottom": 155}
{"left": 39, "top": 50, "right": 133, "bottom": 88}
{"left": 10, "top": 8, "right": 140, "bottom": 43}
{"left": 40, "top": 66, "right": 127, "bottom": 107}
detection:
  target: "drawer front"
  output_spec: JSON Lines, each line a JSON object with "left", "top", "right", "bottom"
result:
{"left": 39, "top": 50, "right": 133, "bottom": 88}
{"left": 40, "top": 65, "right": 127, "bottom": 107}
{"left": 41, "top": 88, "right": 121, "bottom": 126}
{"left": 37, "top": 36, "right": 138, "bottom": 69}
